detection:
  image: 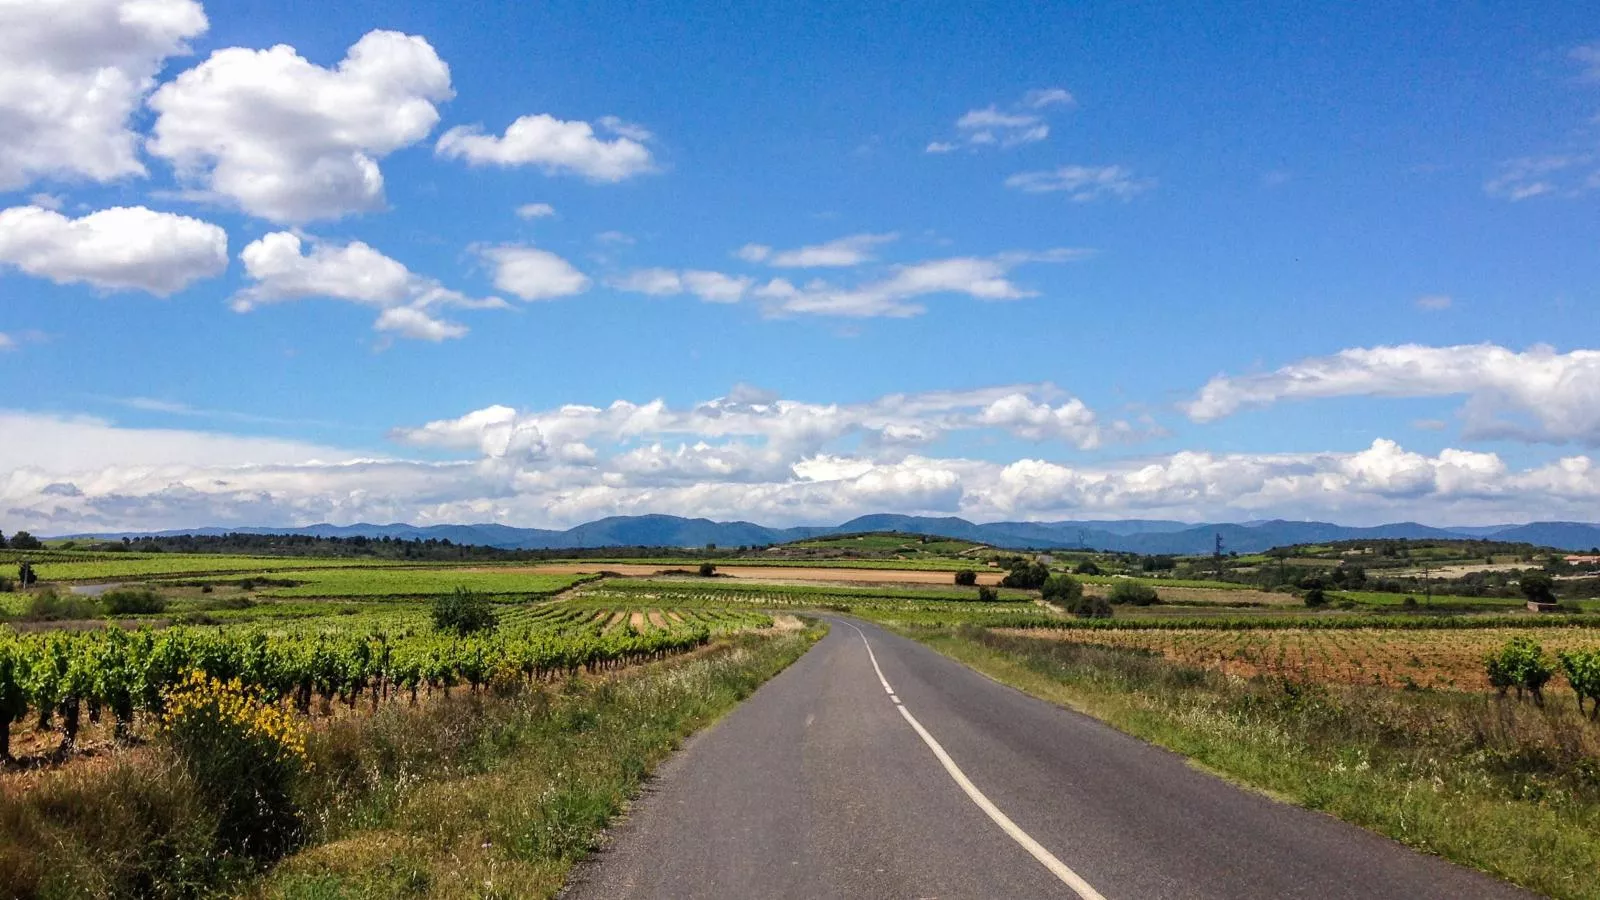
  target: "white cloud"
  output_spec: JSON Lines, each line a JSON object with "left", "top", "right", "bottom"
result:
{"left": 1572, "top": 42, "right": 1600, "bottom": 82}
{"left": 375, "top": 306, "right": 468, "bottom": 342}
{"left": 480, "top": 244, "right": 591, "bottom": 300}
{"left": 6, "top": 407, "right": 1600, "bottom": 533}
{"left": 516, "top": 203, "right": 556, "bottom": 219}
{"left": 1484, "top": 154, "right": 1597, "bottom": 201}
{"left": 0, "top": 204, "right": 226, "bottom": 295}
{"left": 0, "top": 0, "right": 207, "bottom": 191}
{"left": 147, "top": 30, "right": 454, "bottom": 222}
{"left": 1416, "top": 294, "right": 1452, "bottom": 311}
{"left": 436, "top": 113, "right": 654, "bottom": 181}
{"left": 1005, "top": 165, "right": 1156, "bottom": 201}
{"left": 27, "top": 194, "right": 64, "bottom": 211}
{"left": 234, "top": 232, "right": 503, "bottom": 340}
{"left": 613, "top": 268, "right": 753, "bottom": 303}
{"left": 930, "top": 88, "right": 1072, "bottom": 152}
{"left": 736, "top": 243, "right": 772, "bottom": 262}
{"left": 1185, "top": 343, "right": 1600, "bottom": 444}
{"left": 767, "top": 233, "right": 898, "bottom": 268}
{"left": 751, "top": 249, "right": 1090, "bottom": 318}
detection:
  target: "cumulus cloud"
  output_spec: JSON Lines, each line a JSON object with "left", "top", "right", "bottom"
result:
{"left": 1185, "top": 343, "right": 1600, "bottom": 444}
{"left": 516, "top": 202, "right": 556, "bottom": 219}
{"left": 928, "top": 87, "right": 1073, "bottom": 153}
{"left": 147, "top": 30, "right": 454, "bottom": 222}
{"left": 479, "top": 245, "right": 590, "bottom": 300}
{"left": 436, "top": 113, "right": 654, "bottom": 181}
{"left": 0, "top": 205, "right": 226, "bottom": 295}
{"left": 234, "top": 231, "right": 502, "bottom": 340}
{"left": 0, "top": 0, "right": 207, "bottom": 190}
{"left": 5, "top": 407, "right": 1600, "bottom": 533}
{"left": 1005, "top": 165, "right": 1156, "bottom": 201}
{"left": 1416, "top": 294, "right": 1452, "bottom": 311}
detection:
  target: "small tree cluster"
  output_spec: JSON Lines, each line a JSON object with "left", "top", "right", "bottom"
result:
{"left": 976, "top": 586, "right": 999, "bottom": 602}
{"left": 954, "top": 569, "right": 978, "bottom": 586}
{"left": 8, "top": 531, "right": 41, "bottom": 551}
{"left": 1108, "top": 580, "right": 1159, "bottom": 606}
{"left": 698, "top": 562, "right": 717, "bottom": 577}
{"left": 1041, "top": 574, "right": 1110, "bottom": 618}
{"left": 1486, "top": 637, "right": 1555, "bottom": 705}
{"left": 1000, "top": 560, "right": 1050, "bottom": 590}
{"left": 1519, "top": 572, "right": 1557, "bottom": 604}
{"left": 431, "top": 587, "right": 498, "bottom": 635}
{"left": 1073, "top": 560, "right": 1102, "bottom": 576}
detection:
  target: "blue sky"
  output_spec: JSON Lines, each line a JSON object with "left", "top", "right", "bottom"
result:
{"left": 2, "top": 0, "right": 1599, "bottom": 532}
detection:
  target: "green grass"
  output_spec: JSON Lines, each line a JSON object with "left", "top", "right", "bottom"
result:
{"left": 915, "top": 626, "right": 1600, "bottom": 900}
{"left": 242, "top": 568, "right": 595, "bottom": 599}
{"left": 27, "top": 554, "right": 431, "bottom": 582}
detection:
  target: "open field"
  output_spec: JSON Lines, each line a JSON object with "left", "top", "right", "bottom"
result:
{"left": 473, "top": 562, "right": 1008, "bottom": 585}
{"left": 1007, "top": 624, "right": 1600, "bottom": 691}
{"left": 244, "top": 568, "right": 595, "bottom": 598}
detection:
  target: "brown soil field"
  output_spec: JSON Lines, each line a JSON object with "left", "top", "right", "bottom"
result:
{"left": 1003, "top": 626, "right": 1600, "bottom": 692}
{"left": 1082, "top": 584, "right": 1301, "bottom": 606}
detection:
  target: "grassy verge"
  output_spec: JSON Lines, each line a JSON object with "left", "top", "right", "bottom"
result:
{"left": 913, "top": 625, "right": 1600, "bottom": 900}
{"left": 0, "top": 624, "right": 823, "bottom": 899}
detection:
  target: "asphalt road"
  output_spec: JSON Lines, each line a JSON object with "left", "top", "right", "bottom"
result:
{"left": 564, "top": 617, "right": 1533, "bottom": 900}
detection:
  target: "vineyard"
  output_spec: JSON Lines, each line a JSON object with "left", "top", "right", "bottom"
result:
{"left": 243, "top": 568, "right": 596, "bottom": 599}
{"left": 1018, "top": 625, "right": 1600, "bottom": 692}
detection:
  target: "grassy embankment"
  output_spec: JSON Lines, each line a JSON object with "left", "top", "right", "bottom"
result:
{"left": 0, "top": 624, "right": 823, "bottom": 899}
{"left": 914, "top": 625, "right": 1600, "bottom": 900}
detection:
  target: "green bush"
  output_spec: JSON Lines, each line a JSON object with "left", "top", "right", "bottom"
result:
{"left": 698, "top": 562, "right": 716, "bottom": 577}
{"left": 431, "top": 587, "right": 498, "bottom": 635}
{"left": 1041, "top": 574, "right": 1083, "bottom": 605}
{"left": 161, "top": 671, "right": 306, "bottom": 858}
{"left": 954, "top": 569, "right": 978, "bottom": 586}
{"left": 1558, "top": 649, "right": 1600, "bottom": 719}
{"left": 21, "top": 588, "right": 97, "bottom": 621}
{"left": 1108, "top": 580, "right": 1159, "bottom": 606}
{"left": 99, "top": 587, "right": 167, "bottom": 615}
{"left": 1070, "top": 594, "right": 1113, "bottom": 619}
{"left": 976, "top": 586, "right": 999, "bottom": 602}
{"left": 1073, "top": 560, "right": 1102, "bottom": 576}
{"left": 1486, "top": 637, "right": 1555, "bottom": 705}
{"left": 1000, "top": 561, "right": 1050, "bottom": 590}
{"left": 1304, "top": 587, "right": 1327, "bottom": 608}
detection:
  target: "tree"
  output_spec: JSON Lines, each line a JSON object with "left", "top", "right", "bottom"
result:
{"left": 8, "top": 531, "right": 41, "bottom": 551}
{"left": 17, "top": 562, "right": 36, "bottom": 588}
{"left": 1108, "top": 580, "right": 1159, "bottom": 606}
{"left": 1000, "top": 560, "right": 1050, "bottom": 590}
{"left": 1072, "top": 560, "right": 1101, "bottom": 576}
{"left": 0, "top": 531, "right": 7, "bottom": 549}
{"left": 431, "top": 588, "right": 497, "bottom": 635}
{"left": 1041, "top": 574, "right": 1083, "bottom": 605}
{"left": 698, "top": 562, "right": 717, "bottom": 577}
{"left": 1071, "top": 594, "right": 1113, "bottom": 619}
{"left": 976, "top": 586, "right": 999, "bottom": 602}
{"left": 954, "top": 569, "right": 978, "bottom": 586}
{"left": 1519, "top": 572, "right": 1556, "bottom": 604}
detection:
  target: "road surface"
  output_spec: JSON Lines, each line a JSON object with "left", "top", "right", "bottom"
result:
{"left": 564, "top": 617, "right": 1532, "bottom": 899}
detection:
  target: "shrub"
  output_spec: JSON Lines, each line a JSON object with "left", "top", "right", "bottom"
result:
{"left": 698, "top": 562, "right": 716, "bottom": 577}
{"left": 954, "top": 569, "right": 978, "bottom": 586}
{"left": 1070, "top": 594, "right": 1113, "bottom": 619}
{"left": 1000, "top": 561, "right": 1050, "bottom": 590}
{"left": 1073, "top": 560, "right": 1102, "bottom": 576}
{"left": 1108, "top": 580, "right": 1159, "bottom": 606}
{"left": 1558, "top": 649, "right": 1600, "bottom": 719}
{"left": 431, "top": 587, "right": 497, "bottom": 635}
{"left": 8, "top": 531, "right": 42, "bottom": 551}
{"left": 162, "top": 671, "right": 306, "bottom": 858}
{"left": 976, "top": 586, "right": 999, "bottom": 602}
{"left": 21, "top": 587, "right": 96, "bottom": 621}
{"left": 98, "top": 586, "right": 167, "bottom": 615}
{"left": 1040, "top": 573, "right": 1083, "bottom": 605}
{"left": 1520, "top": 573, "right": 1557, "bottom": 604}
{"left": 1486, "top": 637, "right": 1555, "bottom": 705}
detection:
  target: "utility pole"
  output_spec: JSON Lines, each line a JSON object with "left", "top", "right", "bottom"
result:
{"left": 1213, "top": 532, "right": 1225, "bottom": 580}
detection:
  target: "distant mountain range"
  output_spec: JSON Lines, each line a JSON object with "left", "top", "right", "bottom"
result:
{"left": 59, "top": 514, "right": 1600, "bottom": 554}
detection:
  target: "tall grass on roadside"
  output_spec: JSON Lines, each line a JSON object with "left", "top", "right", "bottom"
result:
{"left": 924, "top": 625, "right": 1600, "bottom": 900}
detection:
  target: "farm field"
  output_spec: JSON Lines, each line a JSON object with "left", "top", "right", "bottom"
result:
{"left": 19, "top": 553, "right": 431, "bottom": 582}
{"left": 1010, "top": 625, "right": 1600, "bottom": 691}
{"left": 487, "top": 562, "right": 1008, "bottom": 584}
{"left": 244, "top": 568, "right": 595, "bottom": 598}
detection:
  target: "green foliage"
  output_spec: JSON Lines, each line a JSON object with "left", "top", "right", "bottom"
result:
{"left": 1558, "top": 649, "right": 1600, "bottom": 719}
{"left": 1000, "top": 560, "right": 1050, "bottom": 590}
{"left": 98, "top": 586, "right": 167, "bottom": 615}
{"left": 20, "top": 587, "right": 97, "bottom": 621}
{"left": 1071, "top": 594, "right": 1113, "bottom": 619}
{"left": 431, "top": 587, "right": 498, "bottom": 635}
{"left": 954, "top": 569, "right": 978, "bottom": 586}
{"left": 976, "top": 586, "right": 999, "bottom": 602}
{"left": 1486, "top": 637, "right": 1555, "bottom": 705}
{"left": 1041, "top": 573, "right": 1083, "bottom": 604}
{"left": 1073, "top": 560, "right": 1102, "bottom": 576}
{"left": 9, "top": 531, "right": 42, "bottom": 551}
{"left": 1108, "top": 580, "right": 1160, "bottom": 606}
{"left": 698, "top": 562, "right": 717, "bottom": 577}
{"left": 1520, "top": 572, "right": 1557, "bottom": 604}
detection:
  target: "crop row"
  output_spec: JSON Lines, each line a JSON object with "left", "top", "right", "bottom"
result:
{"left": 0, "top": 618, "right": 713, "bottom": 761}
